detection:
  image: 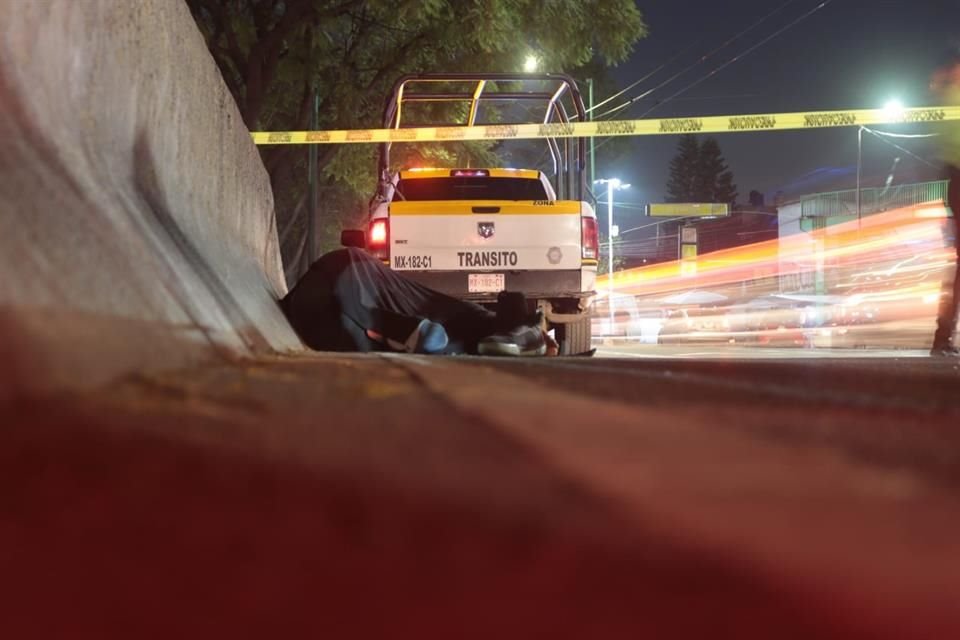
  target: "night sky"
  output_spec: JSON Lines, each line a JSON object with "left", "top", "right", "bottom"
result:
{"left": 599, "top": 0, "right": 960, "bottom": 225}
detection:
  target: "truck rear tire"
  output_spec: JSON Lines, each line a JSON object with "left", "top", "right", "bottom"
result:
{"left": 556, "top": 316, "right": 593, "bottom": 356}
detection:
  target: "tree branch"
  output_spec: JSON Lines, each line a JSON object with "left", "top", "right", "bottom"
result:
{"left": 278, "top": 190, "right": 308, "bottom": 245}
{"left": 363, "top": 32, "right": 428, "bottom": 92}
{"left": 243, "top": 0, "right": 312, "bottom": 126}
{"left": 200, "top": 0, "right": 247, "bottom": 78}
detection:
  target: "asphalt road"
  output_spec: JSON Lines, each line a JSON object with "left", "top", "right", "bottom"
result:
{"left": 597, "top": 342, "right": 930, "bottom": 359}
{"left": 3, "top": 349, "right": 960, "bottom": 639}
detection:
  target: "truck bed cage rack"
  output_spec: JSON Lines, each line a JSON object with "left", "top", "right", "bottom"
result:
{"left": 377, "top": 73, "right": 588, "bottom": 202}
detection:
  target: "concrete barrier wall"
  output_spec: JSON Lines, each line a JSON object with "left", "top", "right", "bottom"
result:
{"left": 0, "top": 0, "right": 302, "bottom": 398}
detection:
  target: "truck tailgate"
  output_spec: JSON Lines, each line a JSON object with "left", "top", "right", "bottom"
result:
{"left": 388, "top": 200, "right": 583, "bottom": 271}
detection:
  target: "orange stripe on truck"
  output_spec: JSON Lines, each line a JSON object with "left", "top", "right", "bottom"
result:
{"left": 388, "top": 201, "right": 582, "bottom": 216}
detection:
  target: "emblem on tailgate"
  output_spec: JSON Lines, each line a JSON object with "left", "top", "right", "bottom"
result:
{"left": 477, "top": 221, "right": 495, "bottom": 239}
{"left": 547, "top": 247, "right": 563, "bottom": 264}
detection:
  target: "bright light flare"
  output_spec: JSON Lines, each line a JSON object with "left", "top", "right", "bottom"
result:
{"left": 881, "top": 98, "right": 906, "bottom": 121}
{"left": 523, "top": 55, "right": 538, "bottom": 73}
{"left": 595, "top": 178, "right": 629, "bottom": 190}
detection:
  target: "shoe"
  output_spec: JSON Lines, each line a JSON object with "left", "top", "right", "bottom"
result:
{"left": 930, "top": 344, "right": 960, "bottom": 356}
{"left": 388, "top": 319, "right": 448, "bottom": 354}
{"left": 478, "top": 310, "right": 546, "bottom": 357}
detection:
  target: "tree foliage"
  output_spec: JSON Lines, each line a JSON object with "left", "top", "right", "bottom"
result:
{"left": 189, "top": 0, "right": 645, "bottom": 129}
{"left": 665, "top": 135, "right": 700, "bottom": 204}
{"left": 187, "top": 0, "right": 647, "bottom": 275}
{"left": 665, "top": 135, "right": 738, "bottom": 204}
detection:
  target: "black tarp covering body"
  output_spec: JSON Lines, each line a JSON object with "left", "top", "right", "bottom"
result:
{"left": 280, "top": 248, "right": 499, "bottom": 354}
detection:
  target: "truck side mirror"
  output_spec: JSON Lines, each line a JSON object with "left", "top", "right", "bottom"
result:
{"left": 340, "top": 229, "right": 366, "bottom": 248}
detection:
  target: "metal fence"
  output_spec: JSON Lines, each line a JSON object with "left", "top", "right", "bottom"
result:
{"left": 800, "top": 180, "right": 948, "bottom": 219}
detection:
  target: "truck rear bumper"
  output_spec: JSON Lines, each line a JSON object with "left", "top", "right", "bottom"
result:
{"left": 397, "top": 269, "right": 594, "bottom": 304}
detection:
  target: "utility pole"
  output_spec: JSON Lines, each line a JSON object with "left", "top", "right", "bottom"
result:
{"left": 306, "top": 89, "right": 319, "bottom": 267}
{"left": 856, "top": 126, "right": 863, "bottom": 226}
{"left": 594, "top": 178, "right": 629, "bottom": 329}
{"left": 588, "top": 78, "right": 596, "bottom": 188}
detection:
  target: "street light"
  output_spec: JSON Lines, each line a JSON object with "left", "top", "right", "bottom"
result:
{"left": 881, "top": 98, "right": 905, "bottom": 121}
{"left": 523, "top": 55, "right": 538, "bottom": 73}
{"left": 594, "top": 178, "right": 630, "bottom": 329}
{"left": 858, "top": 99, "right": 908, "bottom": 224}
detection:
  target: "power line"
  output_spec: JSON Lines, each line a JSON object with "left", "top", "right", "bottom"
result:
{"left": 592, "top": 0, "right": 802, "bottom": 121}
{"left": 582, "top": 43, "right": 701, "bottom": 116}
{"left": 862, "top": 128, "right": 940, "bottom": 140}
{"left": 595, "top": 200, "right": 649, "bottom": 210}
{"left": 587, "top": 0, "right": 835, "bottom": 157}
{"left": 638, "top": 0, "right": 836, "bottom": 119}
{"left": 861, "top": 126, "right": 940, "bottom": 169}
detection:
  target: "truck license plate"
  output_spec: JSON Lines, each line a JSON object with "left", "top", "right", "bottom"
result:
{"left": 468, "top": 273, "right": 505, "bottom": 293}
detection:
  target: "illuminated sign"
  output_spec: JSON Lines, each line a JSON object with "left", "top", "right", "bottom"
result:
{"left": 648, "top": 203, "right": 730, "bottom": 218}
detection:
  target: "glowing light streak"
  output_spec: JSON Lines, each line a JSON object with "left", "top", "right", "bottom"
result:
{"left": 592, "top": 201, "right": 955, "bottom": 347}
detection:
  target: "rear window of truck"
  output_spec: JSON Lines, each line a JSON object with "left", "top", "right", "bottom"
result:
{"left": 396, "top": 177, "right": 549, "bottom": 201}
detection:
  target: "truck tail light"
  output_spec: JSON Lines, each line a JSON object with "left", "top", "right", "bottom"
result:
{"left": 369, "top": 219, "right": 389, "bottom": 260}
{"left": 581, "top": 217, "right": 599, "bottom": 260}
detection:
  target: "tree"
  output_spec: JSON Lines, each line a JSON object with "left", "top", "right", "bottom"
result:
{"left": 697, "top": 138, "right": 737, "bottom": 204}
{"left": 665, "top": 135, "right": 699, "bottom": 203}
{"left": 186, "top": 0, "right": 648, "bottom": 278}
{"left": 664, "top": 135, "right": 737, "bottom": 204}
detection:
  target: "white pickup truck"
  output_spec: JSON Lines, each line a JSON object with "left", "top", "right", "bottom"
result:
{"left": 347, "top": 74, "right": 599, "bottom": 355}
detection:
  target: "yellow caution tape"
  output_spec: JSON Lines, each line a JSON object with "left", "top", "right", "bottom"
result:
{"left": 251, "top": 105, "right": 960, "bottom": 145}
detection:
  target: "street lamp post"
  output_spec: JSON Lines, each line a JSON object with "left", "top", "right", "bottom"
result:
{"left": 856, "top": 125, "right": 863, "bottom": 225}
{"left": 594, "top": 178, "right": 630, "bottom": 330}
{"left": 858, "top": 100, "right": 906, "bottom": 226}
